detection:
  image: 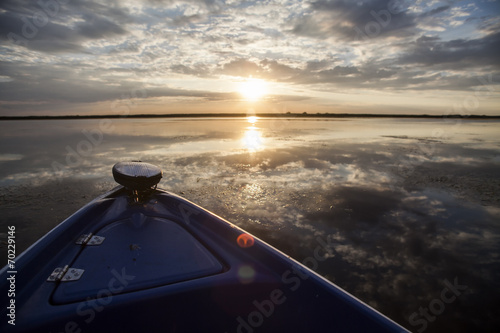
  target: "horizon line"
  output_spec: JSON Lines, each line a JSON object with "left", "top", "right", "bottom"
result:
{"left": 1, "top": 113, "right": 499, "bottom": 121}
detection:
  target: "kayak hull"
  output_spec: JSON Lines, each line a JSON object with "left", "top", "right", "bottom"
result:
{"left": 1, "top": 186, "right": 407, "bottom": 332}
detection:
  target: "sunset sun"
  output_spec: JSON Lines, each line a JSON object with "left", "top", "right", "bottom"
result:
{"left": 239, "top": 78, "right": 268, "bottom": 101}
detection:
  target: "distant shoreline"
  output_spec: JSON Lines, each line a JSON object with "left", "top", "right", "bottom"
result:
{"left": 1, "top": 113, "right": 499, "bottom": 120}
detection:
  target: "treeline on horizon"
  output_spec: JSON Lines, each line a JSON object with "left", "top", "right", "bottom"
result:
{"left": 1, "top": 113, "right": 499, "bottom": 120}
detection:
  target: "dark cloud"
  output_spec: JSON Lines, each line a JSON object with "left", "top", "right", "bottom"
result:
{"left": 291, "top": 0, "right": 417, "bottom": 40}
{"left": 290, "top": 14, "right": 330, "bottom": 39}
{"left": 398, "top": 32, "right": 500, "bottom": 69}
{"left": 305, "top": 59, "right": 336, "bottom": 72}
{"left": 423, "top": 5, "right": 451, "bottom": 17}
{"left": 259, "top": 59, "right": 301, "bottom": 81}
{"left": 146, "top": 0, "right": 224, "bottom": 10}
{"left": 0, "top": 0, "right": 130, "bottom": 53}
{"left": 0, "top": 11, "right": 83, "bottom": 52}
{"left": 170, "top": 64, "right": 211, "bottom": 76}
{"left": 76, "top": 15, "right": 128, "bottom": 39}
{"left": 169, "top": 14, "right": 203, "bottom": 27}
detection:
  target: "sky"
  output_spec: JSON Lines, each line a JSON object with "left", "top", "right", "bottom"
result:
{"left": 0, "top": 0, "right": 499, "bottom": 116}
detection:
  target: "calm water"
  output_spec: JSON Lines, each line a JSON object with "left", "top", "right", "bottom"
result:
{"left": 1, "top": 117, "right": 499, "bottom": 332}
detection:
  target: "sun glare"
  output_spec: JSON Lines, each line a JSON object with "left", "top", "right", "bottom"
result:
{"left": 239, "top": 78, "right": 267, "bottom": 101}
{"left": 242, "top": 115, "right": 263, "bottom": 150}
{"left": 247, "top": 115, "right": 258, "bottom": 124}
{"left": 242, "top": 128, "right": 263, "bottom": 151}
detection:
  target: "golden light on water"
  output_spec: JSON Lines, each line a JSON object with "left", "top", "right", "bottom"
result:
{"left": 242, "top": 127, "right": 263, "bottom": 151}
{"left": 239, "top": 78, "right": 268, "bottom": 101}
{"left": 247, "top": 115, "right": 258, "bottom": 124}
{"left": 242, "top": 116, "right": 264, "bottom": 150}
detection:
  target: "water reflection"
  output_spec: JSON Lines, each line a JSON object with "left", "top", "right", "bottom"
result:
{"left": 241, "top": 116, "right": 264, "bottom": 151}
{"left": 247, "top": 116, "right": 258, "bottom": 124}
{"left": 1, "top": 118, "right": 500, "bottom": 332}
{"left": 242, "top": 127, "right": 264, "bottom": 151}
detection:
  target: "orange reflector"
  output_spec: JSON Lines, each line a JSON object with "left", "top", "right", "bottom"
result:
{"left": 237, "top": 233, "right": 255, "bottom": 248}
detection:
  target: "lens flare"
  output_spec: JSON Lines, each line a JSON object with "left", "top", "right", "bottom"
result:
{"left": 237, "top": 265, "right": 256, "bottom": 284}
{"left": 237, "top": 233, "right": 255, "bottom": 248}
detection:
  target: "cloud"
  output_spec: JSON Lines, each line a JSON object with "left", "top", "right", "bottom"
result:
{"left": 76, "top": 15, "right": 128, "bottom": 39}
{"left": 290, "top": 0, "right": 417, "bottom": 40}
{"left": 0, "top": 13, "right": 81, "bottom": 52}
{"left": 0, "top": 0, "right": 134, "bottom": 55}
{"left": 397, "top": 31, "right": 500, "bottom": 69}
{"left": 0, "top": 59, "right": 241, "bottom": 113}
{"left": 0, "top": 0, "right": 499, "bottom": 115}
{"left": 218, "top": 59, "right": 264, "bottom": 77}
{"left": 214, "top": 57, "right": 395, "bottom": 87}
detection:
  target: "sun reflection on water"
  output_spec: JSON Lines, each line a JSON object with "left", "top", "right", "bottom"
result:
{"left": 242, "top": 116, "right": 264, "bottom": 151}
{"left": 247, "top": 116, "right": 258, "bottom": 124}
{"left": 242, "top": 128, "right": 263, "bottom": 151}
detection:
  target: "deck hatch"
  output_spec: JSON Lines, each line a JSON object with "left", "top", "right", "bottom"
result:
{"left": 51, "top": 215, "right": 223, "bottom": 304}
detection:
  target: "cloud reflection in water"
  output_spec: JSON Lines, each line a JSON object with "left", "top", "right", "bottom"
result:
{"left": 0, "top": 118, "right": 500, "bottom": 332}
